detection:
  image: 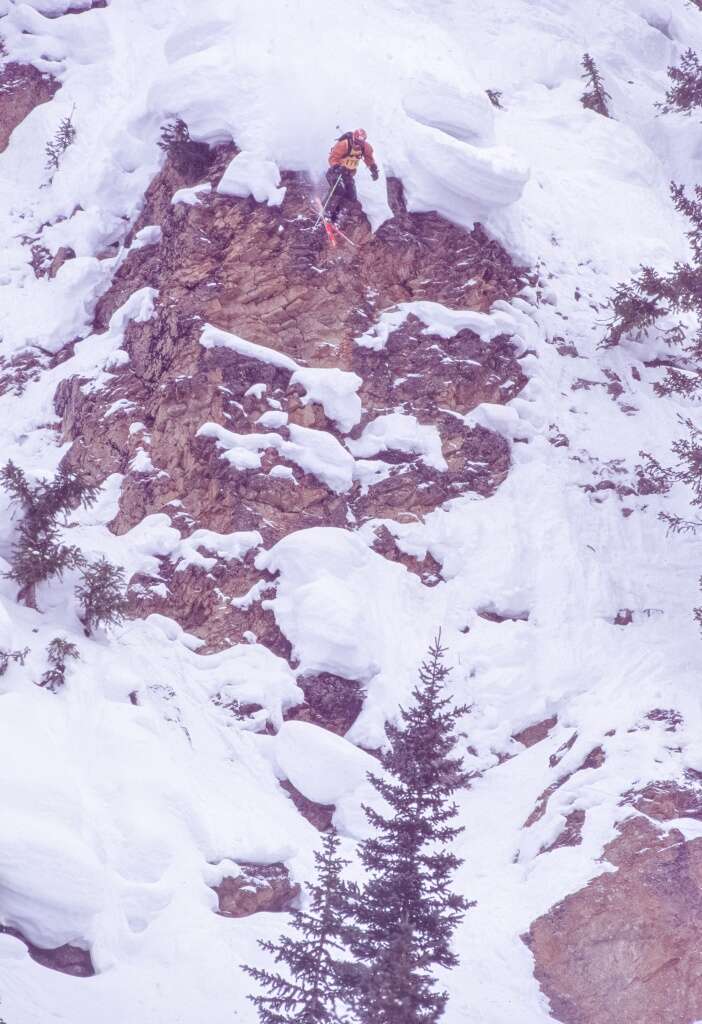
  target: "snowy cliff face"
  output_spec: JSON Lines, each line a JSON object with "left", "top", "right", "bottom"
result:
{"left": 1, "top": 1, "right": 702, "bottom": 1022}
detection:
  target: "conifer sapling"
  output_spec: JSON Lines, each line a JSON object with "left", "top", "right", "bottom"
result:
{"left": 45, "top": 107, "right": 77, "bottom": 171}
{"left": 40, "top": 638, "right": 79, "bottom": 691}
{"left": 244, "top": 829, "right": 354, "bottom": 1024}
{"left": 0, "top": 646, "right": 29, "bottom": 677}
{"left": 580, "top": 54, "right": 611, "bottom": 117}
{"left": 0, "top": 460, "right": 98, "bottom": 609}
{"left": 659, "top": 49, "right": 702, "bottom": 115}
{"left": 76, "top": 557, "right": 129, "bottom": 636}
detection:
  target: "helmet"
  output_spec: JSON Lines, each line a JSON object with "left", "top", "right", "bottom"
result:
{"left": 353, "top": 128, "right": 367, "bottom": 142}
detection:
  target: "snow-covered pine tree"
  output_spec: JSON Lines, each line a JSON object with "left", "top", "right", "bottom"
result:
{"left": 602, "top": 183, "right": 702, "bottom": 369}
{"left": 244, "top": 829, "right": 354, "bottom": 1024}
{"left": 0, "top": 461, "right": 98, "bottom": 609}
{"left": 660, "top": 49, "right": 702, "bottom": 114}
{"left": 76, "top": 557, "right": 129, "bottom": 636}
{"left": 349, "top": 635, "right": 471, "bottom": 1024}
{"left": 580, "top": 53, "right": 611, "bottom": 117}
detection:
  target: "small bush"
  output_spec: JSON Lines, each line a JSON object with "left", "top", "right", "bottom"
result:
{"left": 0, "top": 646, "right": 29, "bottom": 677}
{"left": 486, "top": 89, "right": 503, "bottom": 109}
{"left": 659, "top": 49, "right": 702, "bottom": 115}
{"left": 45, "top": 107, "right": 77, "bottom": 171}
{"left": 581, "top": 54, "right": 611, "bottom": 117}
{"left": 30, "top": 243, "right": 52, "bottom": 278}
{"left": 158, "top": 119, "right": 210, "bottom": 180}
{"left": 76, "top": 557, "right": 128, "bottom": 635}
{"left": 1, "top": 460, "right": 99, "bottom": 609}
{"left": 40, "top": 638, "right": 79, "bottom": 691}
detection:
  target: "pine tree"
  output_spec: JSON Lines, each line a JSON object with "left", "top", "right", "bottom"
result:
{"left": 244, "top": 830, "right": 354, "bottom": 1024}
{"left": 40, "top": 637, "right": 79, "bottom": 691}
{"left": 0, "top": 460, "right": 98, "bottom": 609}
{"left": 0, "top": 646, "right": 29, "bottom": 677}
{"left": 349, "top": 635, "right": 472, "bottom": 1024}
{"left": 580, "top": 54, "right": 611, "bottom": 117}
{"left": 76, "top": 557, "right": 128, "bottom": 635}
{"left": 158, "top": 119, "right": 210, "bottom": 180}
{"left": 602, "top": 183, "right": 702, "bottom": 361}
{"left": 659, "top": 49, "right": 702, "bottom": 115}
{"left": 45, "top": 107, "right": 77, "bottom": 171}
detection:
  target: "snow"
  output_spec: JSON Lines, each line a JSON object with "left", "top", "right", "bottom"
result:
{"left": 174, "top": 529, "right": 262, "bottom": 572}
{"left": 272, "top": 720, "right": 377, "bottom": 809}
{"left": 200, "top": 324, "right": 298, "bottom": 371}
{"left": 199, "top": 420, "right": 356, "bottom": 494}
{"left": 1, "top": 0, "right": 702, "bottom": 1021}
{"left": 290, "top": 367, "right": 363, "bottom": 434}
{"left": 346, "top": 412, "right": 448, "bottom": 471}
{"left": 217, "top": 152, "right": 286, "bottom": 207}
{"left": 203, "top": 326, "right": 364, "bottom": 432}
{"left": 172, "top": 182, "right": 212, "bottom": 205}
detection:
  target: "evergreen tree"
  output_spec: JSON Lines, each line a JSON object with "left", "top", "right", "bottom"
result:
{"left": 158, "top": 119, "right": 211, "bottom": 180}
{"left": 349, "top": 635, "right": 472, "bottom": 1024}
{"left": 580, "top": 54, "right": 611, "bottom": 117}
{"left": 660, "top": 49, "right": 702, "bottom": 115}
{"left": 76, "top": 557, "right": 129, "bottom": 635}
{"left": 40, "top": 637, "right": 79, "bottom": 691}
{"left": 0, "top": 646, "right": 29, "bottom": 677}
{"left": 602, "top": 183, "right": 702, "bottom": 364}
{"left": 0, "top": 460, "right": 98, "bottom": 609}
{"left": 45, "top": 107, "right": 77, "bottom": 171}
{"left": 244, "top": 829, "right": 354, "bottom": 1024}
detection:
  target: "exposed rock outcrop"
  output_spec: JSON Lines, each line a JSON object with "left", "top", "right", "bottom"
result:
{"left": 527, "top": 809, "right": 702, "bottom": 1024}
{"left": 0, "top": 925, "right": 93, "bottom": 977}
{"left": 214, "top": 862, "right": 300, "bottom": 917}
{"left": 56, "top": 145, "right": 527, "bottom": 653}
{"left": 0, "top": 63, "right": 59, "bottom": 153}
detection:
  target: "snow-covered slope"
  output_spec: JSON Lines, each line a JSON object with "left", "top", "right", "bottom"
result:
{"left": 1, "top": 1, "right": 702, "bottom": 1022}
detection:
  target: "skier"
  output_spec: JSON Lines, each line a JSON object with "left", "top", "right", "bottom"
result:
{"left": 323, "top": 128, "right": 379, "bottom": 224}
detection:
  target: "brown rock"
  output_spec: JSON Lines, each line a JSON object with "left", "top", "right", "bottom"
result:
{"left": 626, "top": 781, "right": 702, "bottom": 823}
{"left": 526, "top": 745, "right": 605, "bottom": 828}
{"left": 0, "top": 64, "right": 59, "bottom": 153}
{"left": 512, "top": 715, "right": 558, "bottom": 748}
{"left": 527, "top": 814, "right": 702, "bottom": 1024}
{"left": 539, "top": 808, "right": 586, "bottom": 854}
{"left": 55, "top": 146, "right": 526, "bottom": 652}
{"left": 0, "top": 925, "right": 93, "bottom": 977}
{"left": 280, "top": 780, "right": 335, "bottom": 832}
{"left": 214, "top": 862, "right": 300, "bottom": 917}
{"left": 285, "top": 672, "right": 365, "bottom": 736}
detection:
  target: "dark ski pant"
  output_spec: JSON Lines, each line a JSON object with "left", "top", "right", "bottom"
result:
{"left": 324, "top": 166, "right": 357, "bottom": 222}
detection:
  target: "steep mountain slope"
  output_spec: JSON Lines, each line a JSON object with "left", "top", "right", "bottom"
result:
{"left": 1, "top": 1, "right": 702, "bottom": 1022}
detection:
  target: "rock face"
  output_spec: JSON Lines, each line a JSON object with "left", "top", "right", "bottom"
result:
{"left": 0, "top": 925, "right": 94, "bottom": 977}
{"left": 56, "top": 143, "right": 527, "bottom": 655}
{"left": 214, "top": 862, "right": 300, "bottom": 917}
{"left": 0, "top": 63, "right": 59, "bottom": 153}
{"left": 527, "top": 799, "right": 702, "bottom": 1024}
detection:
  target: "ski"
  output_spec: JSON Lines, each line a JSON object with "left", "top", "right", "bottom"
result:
{"left": 313, "top": 197, "right": 337, "bottom": 247}
{"left": 312, "top": 198, "right": 358, "bottom": 248}
{"left": 329, "top": 221, "right": 356, "bottom": 247}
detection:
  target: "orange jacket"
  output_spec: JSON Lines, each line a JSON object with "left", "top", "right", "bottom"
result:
{"left": 328, "top": 134, "right": 376, "bottom": 174}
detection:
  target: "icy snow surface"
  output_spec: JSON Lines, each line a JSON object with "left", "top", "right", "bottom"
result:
{"left": 1, "top": 0, "right": 702, "bottom": 1022}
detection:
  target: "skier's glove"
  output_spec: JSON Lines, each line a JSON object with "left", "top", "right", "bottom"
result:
{"left": 370, "top": 164, "right": 379, "bottom": 181}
